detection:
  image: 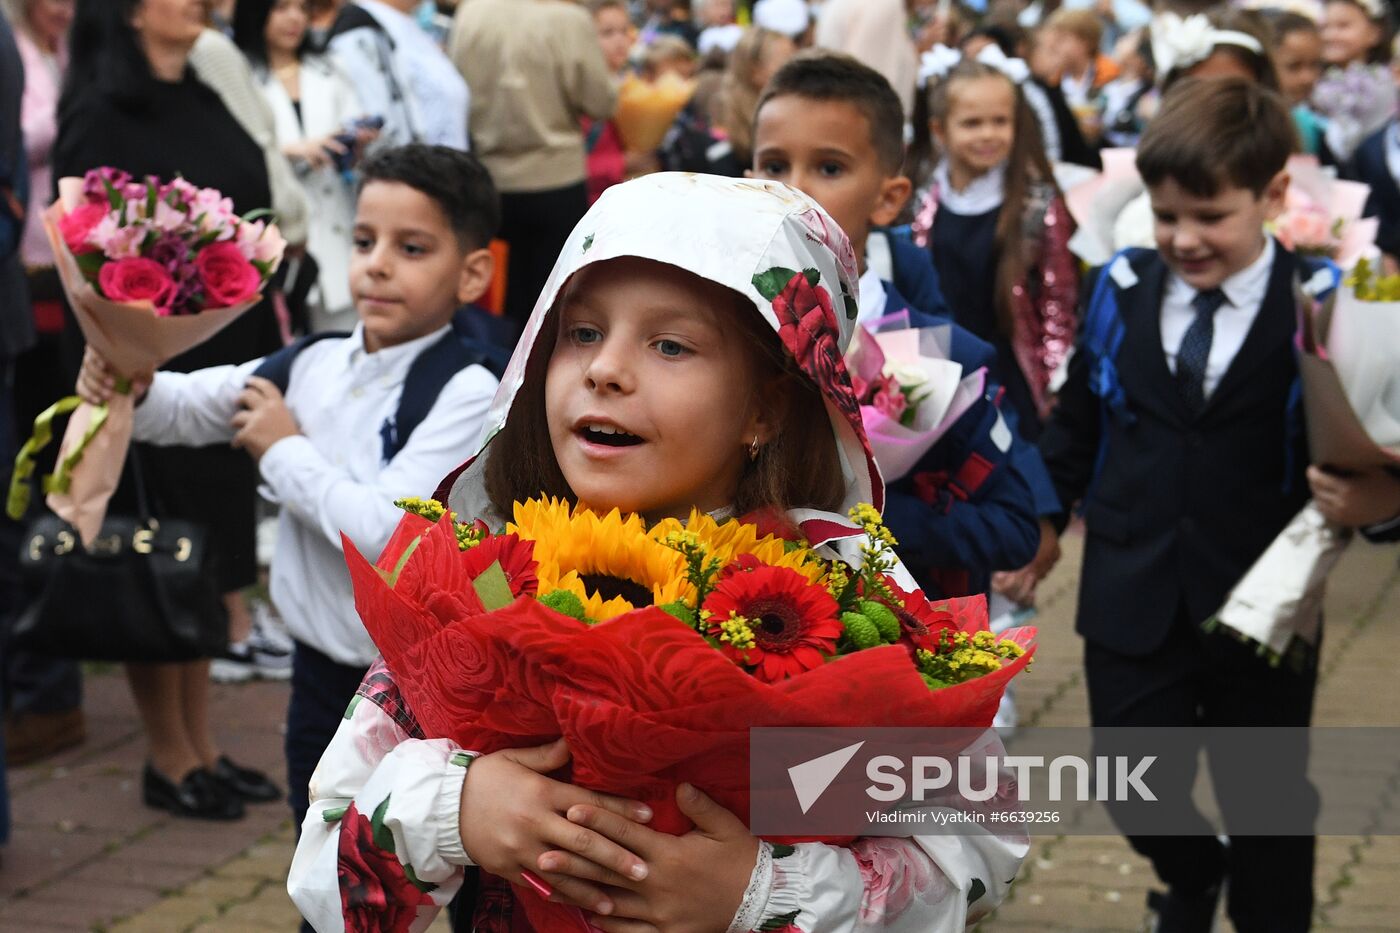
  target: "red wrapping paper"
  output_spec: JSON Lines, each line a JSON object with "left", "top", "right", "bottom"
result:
{"left": 346, "top": 514, "right": 1037, "bottom": 930}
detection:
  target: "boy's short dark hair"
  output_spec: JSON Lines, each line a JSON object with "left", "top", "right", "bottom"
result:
{"left": 1137, "top": 78, "right": 1296, "bottom": 198}
{"left": 358, "top": 145, "right": 501, "bottom": 250}
{"left": 755, "top": 51, "right": 906, "bottom": 174}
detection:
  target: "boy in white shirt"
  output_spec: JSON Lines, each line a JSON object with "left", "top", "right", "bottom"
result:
{"left": 79, "top": 145, "right": 501, "bottom": 830}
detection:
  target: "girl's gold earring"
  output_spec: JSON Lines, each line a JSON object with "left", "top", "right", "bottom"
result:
{"left": 748, "top": 435, "right": 761, "bottom": 462}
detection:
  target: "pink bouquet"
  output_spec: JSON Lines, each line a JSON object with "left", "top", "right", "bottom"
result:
{"left": 845, "top": 320, "right": 987, "bottom": 481}
{"left": 1269, "top": 157, "right": 1378, "bottom": 268}
{"left": 7, "top": 169, "right": 284, "bottom": 544}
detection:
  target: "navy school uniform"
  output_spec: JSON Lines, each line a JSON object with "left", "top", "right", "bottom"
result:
{"left": 1352, "top": 122, "right": 1400, "bottom": 260}
{"left": 883, "top": 232, "right": 1061, "bottom": 518}
{"left": 1038, "top": 242, "right": 1324, "bottom": 931}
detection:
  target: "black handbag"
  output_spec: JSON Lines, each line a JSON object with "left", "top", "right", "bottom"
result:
{"left": 12, "top": 453, "right": 228, "bottom": 663}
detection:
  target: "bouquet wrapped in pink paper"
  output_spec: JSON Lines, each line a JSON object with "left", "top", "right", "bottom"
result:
{"left": 7, "top": 168, "right": 285, "bottom": 544}
{"left": 1268, "top": 156, "right": 1378, "bottom": 268}
{"left": 1065, "top": 153, "right": 1379, "bottom": 271}
{"left": 845, "top": 320, "right": 988, "bottom": 481}
{"left": 1208, "top": 261, "right": 1400, "bottom": 661}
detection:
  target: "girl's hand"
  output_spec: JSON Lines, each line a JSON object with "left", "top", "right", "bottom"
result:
{"left": 282, "top": 136, "right": 345, "bottom": 170}
{"left": 556, "top": 783, "right": 760, "bottom": 933}
{"left": 459, "top": 739, "right": 655, "bottom": 918}
{"left": 77, "top": 346, "right": 150, "bottom": 406}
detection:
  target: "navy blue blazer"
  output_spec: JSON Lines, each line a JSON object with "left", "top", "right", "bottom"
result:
{"left": 1353, "top": 123, "right": 1400, "bottom": 260}
{"left": 885, "top": 233, "right": 1061, "bottom": 517}
{"left": 1039, "top": 246, "right": 1314, "bottom": 656}
{"left": 876, "top": 278, "right": 1039, "bottom": 598}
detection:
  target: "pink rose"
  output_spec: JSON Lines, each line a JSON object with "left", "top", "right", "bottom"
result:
{"left": 99, "top": 258, "right": 177, "bottom": 314}
{"left": 196, "top": 241, "right": 263, "bottom": 308}
{"left": 58, "top": 203, "right": 111, "bottom": 255}
{"left": 872, "top": 378, "right": 908, "bottom": 420}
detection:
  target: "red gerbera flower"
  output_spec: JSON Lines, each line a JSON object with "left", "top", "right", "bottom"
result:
{"left": 461, "top": 532, "right": 539, "bottom": 598}
{"left": 702, "top": 565, "right": 842, "bottom": 683}
{"left": 884, "top": 579, "right": 963, "bottom": 653}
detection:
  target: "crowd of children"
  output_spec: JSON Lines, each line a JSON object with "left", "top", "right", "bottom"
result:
{"left": 3, "top": 0, "right": 1400, "bottom": 930}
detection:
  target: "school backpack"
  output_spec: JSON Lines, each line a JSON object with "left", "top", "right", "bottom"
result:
{"left": 252, "top": 310, "right": 506, "bottom": 464}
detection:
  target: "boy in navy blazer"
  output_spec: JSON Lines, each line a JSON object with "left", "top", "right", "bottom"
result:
{"left": 1033, "top": 78, "right": 1385, "bottom": 933}
{"left": 749, "top": 51, "right": 1052, "bottom": 598}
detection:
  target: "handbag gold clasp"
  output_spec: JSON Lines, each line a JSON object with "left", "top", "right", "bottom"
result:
{"left": 54, "top": 530, "right": 75, "bottom": 556}
{"left": 174, "top": 537, "right": 192, "bottom": 562}
{"left": 89, "top": 534, "right": 122, "bottom": 555}
{"left": 133, "top": 529, "right": 154, "bottom": 555}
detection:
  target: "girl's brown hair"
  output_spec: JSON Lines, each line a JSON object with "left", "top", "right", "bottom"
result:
{"left": 483, "top": 267, "right": 846, "bottom": 522}
{"left": 719, "top": 28, "right": 784, "bottom": 165}
{"left": 907, "top": 61, "right": 1058, "bottom": 348}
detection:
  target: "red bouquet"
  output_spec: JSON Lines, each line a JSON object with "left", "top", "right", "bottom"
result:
{"left": 345, "top": 497, "right": 1036, "bottom": 930}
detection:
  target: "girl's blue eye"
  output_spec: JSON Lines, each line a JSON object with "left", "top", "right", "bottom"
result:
{"left": 570, "top": 325, "right": 602, "bottom": 345}
{"left": 655, "top": 339, "right": 689, "bottom": 357}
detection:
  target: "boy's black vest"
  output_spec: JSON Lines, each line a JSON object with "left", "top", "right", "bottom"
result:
{"left": 253, "top": 319, "right": 505, "bottom": 464}
{"left": 1043, "top": 245, "right": 1337, "bottom": 657}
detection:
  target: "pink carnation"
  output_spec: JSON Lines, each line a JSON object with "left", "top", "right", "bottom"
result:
{"left": 99, "top": 258, "right": 177, "bottom": 315}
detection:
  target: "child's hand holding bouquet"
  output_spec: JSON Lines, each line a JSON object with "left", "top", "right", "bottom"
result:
{"left": 9, "top": 168, "right": 284, "bottom": 544}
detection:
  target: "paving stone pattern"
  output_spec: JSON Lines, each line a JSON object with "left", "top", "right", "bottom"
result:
{"left": 2, "top": 532, "right": 1396, "bottom": 931}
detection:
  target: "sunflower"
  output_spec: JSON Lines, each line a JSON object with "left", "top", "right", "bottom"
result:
{"left": 649, "top": 510, "right": 824, "bottom": 586}
{"left": 702, "top": 565, "right": 842, "bottom": 682}
{"left": 509, "top": 498, "right": 688, "bottom": 621}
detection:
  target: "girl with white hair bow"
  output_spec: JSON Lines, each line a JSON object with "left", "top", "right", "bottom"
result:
{"left": 906, "top": 50, "right": 1080, "bottom": 436}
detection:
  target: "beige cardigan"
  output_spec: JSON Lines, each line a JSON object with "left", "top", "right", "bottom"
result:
{"left": 189, "top": 29, "right": 310, "bottom": 246}
{"left": 448, "top": 0, "right": 616, "bottom": 193}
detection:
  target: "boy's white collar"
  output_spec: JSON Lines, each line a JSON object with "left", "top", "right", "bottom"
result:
{"left": 347, "top": 320, "right": 454, "bottom": 364}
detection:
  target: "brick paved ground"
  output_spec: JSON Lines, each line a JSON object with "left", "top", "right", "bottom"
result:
{"left": 2, "top": 531, "right": 1396, "bottom": 932}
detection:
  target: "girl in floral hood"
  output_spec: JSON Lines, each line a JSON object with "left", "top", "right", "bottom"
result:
{"left": 288, "top": 173, "right": 1026, "bottom": 932}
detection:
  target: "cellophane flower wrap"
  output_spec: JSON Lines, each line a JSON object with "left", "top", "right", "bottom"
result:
{"left": 10, "top": 169, "right": 285, "bottom": 544}
{"left": 345, "top": 497, "right": 1036, "bottom": 932}
{"left": 612, "top": 73, "right": 696, "bottom": 153}
{"left": 1267, "top": 156, "right": 1378, "bottom": 268}
{"left": 845, "top": 321, "right": 988, "bottom": 481}
{"left": 340, "top": 175, "right": 1036, "bottom": 931}
{"left": 1209, "top": 259, "right": 1400, "bottom": 661}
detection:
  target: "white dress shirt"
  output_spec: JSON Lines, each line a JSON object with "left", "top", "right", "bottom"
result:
{"left": 132, "top": 324, "right": 498, "bottom": 665}
{"left": 857, "top": 265, "right": 890, "bottom": 326}
{"left": 1160, "top": 238, "right": 1275, "bottom": 399}
{"left": 359, "top": 0, "right": 471, "bottom": 150}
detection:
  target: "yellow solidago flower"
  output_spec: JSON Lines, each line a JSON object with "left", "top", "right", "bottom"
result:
{"left": 509, "top": 498, "right": 688, "bottom": 621}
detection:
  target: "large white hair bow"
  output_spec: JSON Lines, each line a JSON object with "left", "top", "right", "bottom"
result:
{"left": 917, "top": 43, "right": 1032, "bottom": 89}
{"left": 1151, "top": 12, "right": 1264, "bottom": 78}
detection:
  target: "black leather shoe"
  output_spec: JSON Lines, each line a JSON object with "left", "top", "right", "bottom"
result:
{"left": 143, "top": 763, "right": 245, "bottom": 820}
{"left": 211, "top": 755, "right": 282, "bottom": 803}
{"left": 1146, "top": 883, "right": 1223, "bottom": 933}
